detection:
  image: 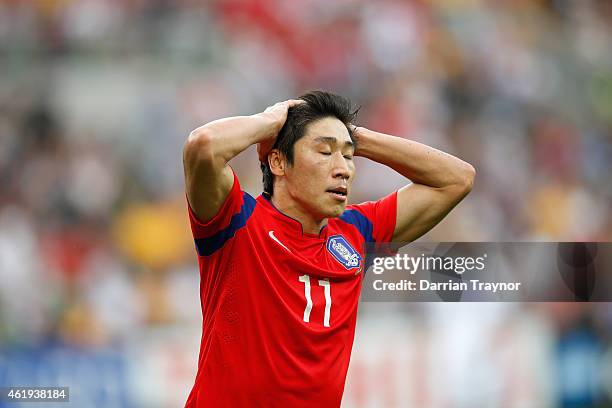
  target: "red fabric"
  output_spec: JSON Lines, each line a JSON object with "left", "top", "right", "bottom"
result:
{"left": 186, "top": 171, "right": 242, "bottom": 239}
{"left": 184, "top": 173, "right": 397, "bottom": 407}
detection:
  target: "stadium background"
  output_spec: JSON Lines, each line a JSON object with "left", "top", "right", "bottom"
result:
{"left": 1, "top": 0, "right": 611, "bottom": 406}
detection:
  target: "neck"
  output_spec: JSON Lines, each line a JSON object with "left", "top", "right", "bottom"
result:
{"left": 270, "top": 189, "right": 327, "bottom": 235}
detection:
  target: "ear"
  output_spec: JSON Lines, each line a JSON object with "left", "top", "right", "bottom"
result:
{"left": 268, "top": 149, "right": 286, "bottom": 176}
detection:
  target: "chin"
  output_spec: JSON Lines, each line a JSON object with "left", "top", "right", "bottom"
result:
{"left": 325, "top": 204, "right": 346, "bottom": 218}
{"left": 313, "top": 197, "right": 347, "bottom": 219}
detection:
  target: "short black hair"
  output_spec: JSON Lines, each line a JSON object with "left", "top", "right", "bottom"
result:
{"left": 261, "top": 90, "right": 359, "bottom": 195}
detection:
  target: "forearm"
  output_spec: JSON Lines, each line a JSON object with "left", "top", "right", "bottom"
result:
{"left": 188, "top": 113, "right": 278, "bottom": 164}
{"left": 354, "top": 127, "right": 475, "bottom": 189}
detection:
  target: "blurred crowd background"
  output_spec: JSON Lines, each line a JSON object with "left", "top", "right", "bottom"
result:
{"left": 1, "top": 0, "right": 611, "bottom": 406}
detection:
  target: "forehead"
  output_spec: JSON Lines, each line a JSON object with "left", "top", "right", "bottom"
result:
{"left": 302, "top": 117, "right": 351, "bottom": 144}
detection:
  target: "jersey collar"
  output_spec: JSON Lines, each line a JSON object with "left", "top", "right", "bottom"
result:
{"left": 259, "top": 193, "right": 328, "bottom": 239}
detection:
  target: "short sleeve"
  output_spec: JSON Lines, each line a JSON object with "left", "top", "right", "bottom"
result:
{"left": 344, "top": 190, "right": 397, "bottom": 244}
{"left": 186, "top": 170, "right": 243, "bottom": 239}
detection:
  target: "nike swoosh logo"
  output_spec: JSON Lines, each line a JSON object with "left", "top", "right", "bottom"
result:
{"left": 268, "top": 230, "right": 291, "bottom": 252}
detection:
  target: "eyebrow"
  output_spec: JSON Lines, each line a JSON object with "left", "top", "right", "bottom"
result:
{"left": 314, "top": 136, "right": 354, "bottom": 149}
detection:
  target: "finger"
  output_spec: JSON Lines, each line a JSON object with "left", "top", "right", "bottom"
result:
{"left": 264, "top": 101, "right": 285, "bottom": 112}
{"left": 286, "top": 99, "right": 305, "bottom": 108}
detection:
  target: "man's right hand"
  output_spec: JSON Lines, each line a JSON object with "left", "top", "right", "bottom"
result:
{"left": 257, "top": 99, "right": 304, "bottom": 163}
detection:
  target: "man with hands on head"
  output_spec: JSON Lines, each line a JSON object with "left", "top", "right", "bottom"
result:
{"left": 183, "top": 90, "right": 474, "bottom": 407}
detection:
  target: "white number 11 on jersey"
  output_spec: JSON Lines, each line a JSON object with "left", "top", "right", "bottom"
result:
{"left": 298, "top": 275, "right": 331, "bottom": 327}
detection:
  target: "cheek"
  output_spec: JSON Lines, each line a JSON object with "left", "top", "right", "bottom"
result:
{"left": 300, "top": 156, "right": 329, "bottom": 179}
{"left": 311, "top": 156, "right": 330, "bottom": 168}
{"left": 289, "top": 163, "right": 321, "bottom": 192}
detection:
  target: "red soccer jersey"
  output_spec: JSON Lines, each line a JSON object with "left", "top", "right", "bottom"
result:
{"left": 185, "top": 171, "right": 397, "bottom": 407}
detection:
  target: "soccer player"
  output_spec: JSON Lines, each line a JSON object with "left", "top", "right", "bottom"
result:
{"left": 182, "top": 91, "right": 474, "bottom": 407}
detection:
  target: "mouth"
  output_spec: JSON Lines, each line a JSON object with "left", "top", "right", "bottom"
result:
{"left": 326, "top": 186, "right": 348, "bottom": 202}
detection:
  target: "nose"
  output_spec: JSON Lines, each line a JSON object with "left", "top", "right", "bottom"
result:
{"left": 331, "top": 153, "right": 351, "bottom": 180}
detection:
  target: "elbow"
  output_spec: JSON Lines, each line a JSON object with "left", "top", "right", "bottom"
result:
{"left": 184, "top": 128, "right": 215, "bottom": 165}
{"left": 446, "top": 162, "right": 475, "bottom": 196}
{"left": 459, "top": 163, "right": 476, "bottom": 194}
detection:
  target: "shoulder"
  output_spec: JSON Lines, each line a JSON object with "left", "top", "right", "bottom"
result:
{"left": 188, "top": 181, "right": 259, "bottom": 256}
{"left": 333, "top": 207, "right": 374, "bottom": 243}
{"left": 330, "top": 191, "right": 399, "bottom": 244}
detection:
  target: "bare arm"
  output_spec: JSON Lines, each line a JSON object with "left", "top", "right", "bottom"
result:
{"left": 183, "top": 100, "right": 302, "bottom": 222}
{"left": 353, "top": 127, "right": 475, "bottom": 242}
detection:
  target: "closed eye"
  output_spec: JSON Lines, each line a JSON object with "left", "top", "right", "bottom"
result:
{"left": 320, "top": 151, "right": 332, "bottom": 156}
{"left": 343, "top": 155, "right": 353, "bottom": 160}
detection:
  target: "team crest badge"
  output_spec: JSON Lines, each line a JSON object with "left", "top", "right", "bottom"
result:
{"left": 326, "top": 235, "right": 362, "bottom": 270}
